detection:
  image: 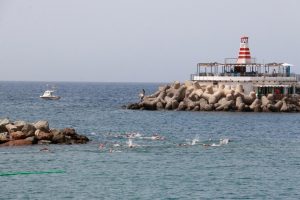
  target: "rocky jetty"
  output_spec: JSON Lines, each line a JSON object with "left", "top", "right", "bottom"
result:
{"left": 0, "top": 118, "right": 89, "bottom": 147}
{"left": 127, "top": 81, "right": 300, "bottom": 112}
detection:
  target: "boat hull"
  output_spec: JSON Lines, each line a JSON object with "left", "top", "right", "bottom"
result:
{"left": 40, "top": 96, "right": 61, "bottom": 100}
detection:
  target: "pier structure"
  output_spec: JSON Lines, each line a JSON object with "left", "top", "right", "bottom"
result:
{"left": 191, "top": 36, "right": 300, "bottom": 97}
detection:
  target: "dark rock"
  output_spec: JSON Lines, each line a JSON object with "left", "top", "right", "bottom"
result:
{"left": 21, "top": 124, "right": 36, "bottom": 137}
{"left": 35, "top": 130, "right": 53, "bottom": 141}
{"left": 127, "top": 103, "right": 140, "bottom": 110}
{"left": 62, "top": 128, "right": 76, "bottom": 137}
{"left": 165, "top": 101, "right": 172, "bottom": 110}
{"left": 64, "top": 136, "right": 73, "bottom": 145}
{"left": 73, "top": 135, "right": 89, "bottom": 144}
{"left": 51, "top": 129, "right": 65, "bottom": 144}
{"left": 171, "top": 100, "right": 179, "bottom": 110}
{"left": 141, "top": 101, "right": 157, "bottom": 110}
{"left": 0, "top": 126, "right": 7, "bottom": 133}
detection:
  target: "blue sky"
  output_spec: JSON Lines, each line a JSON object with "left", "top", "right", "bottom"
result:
{"left": 0, "top": 0, "right": 299, "bottom": 82}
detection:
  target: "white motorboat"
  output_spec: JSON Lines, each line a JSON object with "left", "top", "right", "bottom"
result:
{"left": 40, "top": 90, "right": 61, "bottom": 100}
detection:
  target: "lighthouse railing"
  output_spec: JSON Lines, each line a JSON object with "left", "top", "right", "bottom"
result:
{"left": 191, "top": 74, "right": 297, "bottom": 82}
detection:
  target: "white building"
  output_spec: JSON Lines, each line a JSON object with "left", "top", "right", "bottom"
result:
{"left": 191, "top": 36, "right": 300, "bottom": 98}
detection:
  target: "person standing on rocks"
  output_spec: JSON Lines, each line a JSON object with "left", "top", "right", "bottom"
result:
{"left": 139, "top": 89, "right": 145, "bottom": 102}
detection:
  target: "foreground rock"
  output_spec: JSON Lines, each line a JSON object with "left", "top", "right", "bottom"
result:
{"left": 0, "top": 119, "right": 89, "bottom": 147}
{"left": 126, "top": 81, "right": 300, "bottom": 112}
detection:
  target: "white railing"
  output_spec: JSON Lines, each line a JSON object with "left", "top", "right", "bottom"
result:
{"left": 191, "top": 75, "right": 297, "bottom": 82}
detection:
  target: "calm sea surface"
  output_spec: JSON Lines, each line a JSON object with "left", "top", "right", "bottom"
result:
{"left": 0, "top": 82, "right": 299, "bottom": 199}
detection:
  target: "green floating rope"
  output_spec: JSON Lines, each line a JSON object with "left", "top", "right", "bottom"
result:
{"left": 0, "top": 170, "right": 65, "bottom": 176}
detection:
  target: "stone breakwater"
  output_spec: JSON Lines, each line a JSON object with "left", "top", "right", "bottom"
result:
{"left": 127, "top": 81, "right": 300, "bottom": 112}
{"left": 0, "top": 118, "right": 89, "bottom": 147}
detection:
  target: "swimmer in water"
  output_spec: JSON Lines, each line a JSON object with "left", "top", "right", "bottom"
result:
{"left": 177, "top": 143, "right": 188, "bottom": 147}
{"left": 219, "top": 138, "right": 230, "bottom": 145}
{"left": 113, "top": 143, "right": 120, "bottom": 147}
{"left": 127, "top": 138, "right": 139, "bottom": 148}
{"left": 128, "top": 138, "right": 134, "bottom": 148}
{"left": 98, "top": 143, "right": 105, "bottom": 150}
{"left": 150, "top": 133, "right": 165, "bottom": 140}
{"left": 202, "top": 138, "right": 231, "bottom": 147}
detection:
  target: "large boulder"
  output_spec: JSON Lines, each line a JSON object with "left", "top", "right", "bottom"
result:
{"left": 215, "top": 98, "right": 234, "bottom": 111}
{"left": 51, "top": 129, "right": 66, "bottom": 144}
{"left": 21, "top": 124, "right": 36, "bottom": 137}
{"left": 208, "top": 90, "right": 224, "bottom": 104}
{"left": 177, "top": 101, "right": 187, "bottom": 111}
{"left": 0, "top": 118, "right": 10, "bottom": 127}
{"left": 33, "top": 120, "right": 49, "bottom": 132}
{"left": 156, "top": 102, "right": 164, "bottom": 110}
{"left": 236, "top": 96, "right": 245, "bottom": 111}
{"left": 0, "top": 132, "right": 9, "bottom": 144}
{"left": 250, "top": 99, "right": 262, "bottom": 112}
{"left": 141, "top": 88, "right": 168, "bottom": 110}
{"left": 5, "top": 124, "right": 18, "bottom": 133}
{"left": 205, "top": 85, "right": 214, "bottom": 94}
{"left": 166, "top": 84, "right": 185, "bottom": 99}
{"left": 192, "top": 105, "right": 200, "bottom": 111}
{"left": 62, "top": 128, "right": 77, "bottom": 137}
{"left": 0, "top": 118, "right": 11, "bottom": 133}
{"left": 199, "top": 98, "right": 209, "bottom": 111}
{"left": 243, "top": 91, "right": 256, "bottom": 105}
{"left": 165, "top": 100, "right": 173, "bottom": 110}
{"left": 235, "top": 85, "right": 244, "bottom": 93}
{"left": 172, "top": 81, "right": 181, "bottom": 89}
{"left": 35, "top": 129, "right": 53, "bottom": 140}
{"left": 171, "top": 100, "right": 179, "bottom": 110}
{"left": 261, "top": 95, "right": 271, "bottom": 107}
{"left": 273, "top": 101, "right": 283, "bottom": 111}
{"left": 14, "top": 121, "right": 28, "bottom": 131}
{"left": 280, "top": 98, "right": 289, "bottom": 112}
{"left": 185, "top": 99, "right": 197, "bottom": 110}
{"left": 11, "top": 131, "right": 27, "bottom": 140}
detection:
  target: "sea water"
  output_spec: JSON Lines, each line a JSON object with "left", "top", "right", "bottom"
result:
{"left": 0, "top": 82, "right": 299, "bottom": 199}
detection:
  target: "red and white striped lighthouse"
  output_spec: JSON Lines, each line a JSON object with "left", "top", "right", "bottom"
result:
{"left": 237, "top": 36, "right": 251, "bottom": 64}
